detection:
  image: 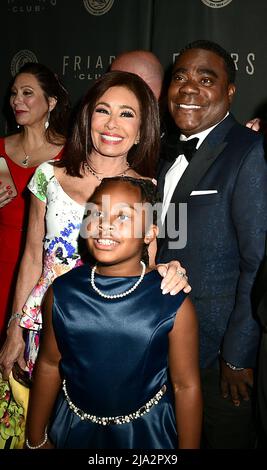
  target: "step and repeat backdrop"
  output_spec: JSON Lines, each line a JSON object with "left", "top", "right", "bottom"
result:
{"left": 1, "top": 0, "right": 267, "bottom": 133}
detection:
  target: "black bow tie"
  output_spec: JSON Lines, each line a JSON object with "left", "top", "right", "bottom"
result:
{"left": 177, "top": 137, "right": 199, "bottom": 162}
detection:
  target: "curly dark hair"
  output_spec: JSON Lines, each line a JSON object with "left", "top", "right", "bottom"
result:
{"left": 178, "top": 39, "right": 236, "bottom": 84}
{"left": 58, "top": 71, "right": 160, "bottom": 178}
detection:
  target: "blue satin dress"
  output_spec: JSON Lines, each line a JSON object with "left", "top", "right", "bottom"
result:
{"left": 49, "top": 264, "right": 186, "bottom": 449}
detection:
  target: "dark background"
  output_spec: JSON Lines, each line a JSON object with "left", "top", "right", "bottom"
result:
{"left": 1, "top": 0, "right": 267, "bottom": 134}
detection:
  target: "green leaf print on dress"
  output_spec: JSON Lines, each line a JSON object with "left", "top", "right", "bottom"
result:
{"left": 35, "top": 169, "right": 49, "bottom": 201}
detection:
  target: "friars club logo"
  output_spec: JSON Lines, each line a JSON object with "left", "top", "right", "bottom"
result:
{"left": 11, "top": 50, "right": 38, "bottom": 76}
{"left": 7, "top": 0, "right": 58, "bottom": 14}
{"left": 201, "top": 0, "right": 232, "bottom": 7}
{"left": 83, "top": 0, "right": 114, "bottom": 16}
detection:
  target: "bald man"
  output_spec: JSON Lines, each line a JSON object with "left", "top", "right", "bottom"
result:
{"left": 110, "top": 50, "right": 164, "bottom": 100}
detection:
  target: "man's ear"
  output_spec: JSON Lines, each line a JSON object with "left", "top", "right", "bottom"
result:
{"left": 144, "top": 224, "right": 159, "bottom": 245}
{"left": 228, "top": 83, "right": 236, "bottom": 104}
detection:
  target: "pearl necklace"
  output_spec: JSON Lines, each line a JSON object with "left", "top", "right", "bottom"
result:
{"left": 90, "top": 261, "right": 146, "bottom": 299}
{"left": 85, "top": 162, "right": 130, "bottom": 182}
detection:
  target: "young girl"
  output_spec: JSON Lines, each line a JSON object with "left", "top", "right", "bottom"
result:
{"left": 26, "top": 176, "right": 202, "bottom": 449}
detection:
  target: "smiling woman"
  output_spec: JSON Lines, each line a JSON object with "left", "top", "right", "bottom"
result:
{"left": 59, "top": 70, "right": 160, "bottom": 179}
{"left": 90, "top": 86, "right": 141, "bottom": 163}
{"left": 21, "top": 72, "right": 158, "bottom": 373}
{"left": 0, "top": 71, "right": 190, "bottom": 395}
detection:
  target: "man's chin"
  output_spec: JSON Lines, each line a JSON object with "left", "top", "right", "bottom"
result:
{"left": 171, "top": 116, "right": 199, "bottom": 133}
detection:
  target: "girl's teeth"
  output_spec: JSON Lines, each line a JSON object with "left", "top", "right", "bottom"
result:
{"left": 97, "top": 239, "right": 116, "bottom": 245}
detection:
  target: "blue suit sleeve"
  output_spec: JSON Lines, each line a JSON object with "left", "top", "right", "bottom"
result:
{"left": 222, "top": 140, "right": 267, "bottom": 367}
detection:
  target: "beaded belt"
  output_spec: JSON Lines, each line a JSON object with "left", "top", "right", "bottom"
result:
{"left": 62, "top": 379, "right": 167, "bottom": 425}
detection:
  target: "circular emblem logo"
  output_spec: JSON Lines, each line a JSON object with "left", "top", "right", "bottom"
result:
{"left": 11, "top": 50, "right": 38, "bottom": 76}
{"left": 201, "top": 0, "right": 232, "bottom": 8}
{"left": 83, "top": 0, "right": 114, "bottom": 16}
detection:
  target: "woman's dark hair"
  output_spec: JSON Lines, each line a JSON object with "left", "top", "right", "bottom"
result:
{"left": 58, "top": 71, "right": 160, "bottom": 178}
{"left": 11, "top": 62, "right": 70, "bottom": 142}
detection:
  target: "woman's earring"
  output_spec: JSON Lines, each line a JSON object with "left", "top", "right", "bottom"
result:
{"left": 17, "top": 124, "right": 20, "bottom": 129}
{"left": 135, "top": 137, "right": 140, "bottom": 145}
{"left": 44, "top": 110, "right": 50, "bottom": 130}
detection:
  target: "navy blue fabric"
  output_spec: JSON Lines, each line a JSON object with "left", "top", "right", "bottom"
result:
{"left": 157, "top": 114, "right": 267, "bottom": 369}
{"left": 49, "top": 265, "right": 186, "bottom": 449}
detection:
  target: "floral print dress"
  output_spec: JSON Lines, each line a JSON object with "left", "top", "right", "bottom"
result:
{"left": 20, "top": 161, "right": 85, "bottom": 375}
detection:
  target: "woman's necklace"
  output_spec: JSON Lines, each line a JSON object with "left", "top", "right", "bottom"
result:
{"left": 21, "top": 141, "right": 30, "bottom": 167}
{"left": 90, "top": 260, "right": 146, "bottom": 299}
{"left": 20, "top": 139, "right": 45, "bottom": 167}
{"left": 85, "top": 161, "right": 130, "bottom": 182}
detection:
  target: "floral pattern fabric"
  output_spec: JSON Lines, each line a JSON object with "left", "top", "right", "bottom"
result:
{"left": 20, "top": 161, "right": 85, "bottom": 372}
{"left": 0, "top": 379, "right": 24, "bottom": 448}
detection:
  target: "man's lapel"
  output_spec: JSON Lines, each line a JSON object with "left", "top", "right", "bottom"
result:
{"left": 170, "top": 140, "right": 226, "bottom": 203}
{"left": 170, "top": 114, "right": 236, "bottom": 203}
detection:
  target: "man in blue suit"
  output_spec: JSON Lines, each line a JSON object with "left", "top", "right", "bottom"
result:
{"left": 156, "top": 40, "right": 267, "bottom": 448}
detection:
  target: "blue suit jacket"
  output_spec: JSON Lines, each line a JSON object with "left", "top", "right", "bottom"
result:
{"left": 157, "top": 114, "right": 267, "bottom": 368}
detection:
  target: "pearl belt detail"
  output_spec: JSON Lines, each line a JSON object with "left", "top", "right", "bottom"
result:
{"left": 62, "top": 379, "right": 166, "bottom": 425}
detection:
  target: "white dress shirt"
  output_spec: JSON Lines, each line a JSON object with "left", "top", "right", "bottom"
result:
{"left": 161, "top": 113, "right": 229, "bottom": 223}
